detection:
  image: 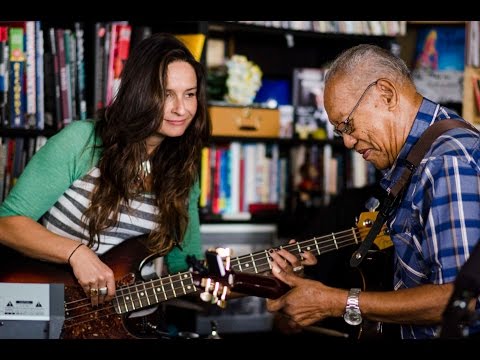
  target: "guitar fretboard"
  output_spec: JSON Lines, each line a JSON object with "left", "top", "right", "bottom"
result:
{"left": 230, "top": 226, "right": 363, "bottom": 274}
{"left": 113, "top": 272, "right": 196, "bottom": 314}
{"left": 112, "top": 223, "right": 371, "bottom": 314}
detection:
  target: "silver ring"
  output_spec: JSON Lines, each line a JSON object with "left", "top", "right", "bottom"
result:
{"left": 99, "top": 287, "right": 108, "bottom": 296}
{"left": 292, "top": 265, "right": 304, "bottom": 273}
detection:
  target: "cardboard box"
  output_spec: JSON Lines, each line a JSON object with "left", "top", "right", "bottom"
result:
{"left": 209, "top": 106, "right": 280, "bottom": 138}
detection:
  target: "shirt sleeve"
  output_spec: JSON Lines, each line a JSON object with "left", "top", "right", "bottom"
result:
{"left": 0, "top": 121, "right": 99, "bottom": 220}
{"left": 414, "top": 155, "right": 480, "bottom": 284}
{"left": 165, "top": 180, "right": 203, "bottom": 273}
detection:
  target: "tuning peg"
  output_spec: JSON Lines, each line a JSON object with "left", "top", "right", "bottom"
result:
{"left": 216, "top": 286, "right": 229, "bottom": 308}
{"left": 211, "top": 281, "right": 221, "bottom": 304}
{"left": 200, "top": 291, "right": 213, "bottom": 302}
{"left": 200, "top": 278, "right": 213, "bottom": 302}
{"left": 365, "top": 197, "right": 380, "bottom": 212}
{"left": 216, "top": 247, "right": 232, "bottom": 271}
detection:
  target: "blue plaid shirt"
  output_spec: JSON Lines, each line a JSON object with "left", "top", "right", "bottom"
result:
{"left": 379, "top": 98, "right": 480, "bottom": 339}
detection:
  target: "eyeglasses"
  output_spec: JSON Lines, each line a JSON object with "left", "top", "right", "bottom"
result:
{"left": 333, "top": 80, "right": 378, "bottom": 137}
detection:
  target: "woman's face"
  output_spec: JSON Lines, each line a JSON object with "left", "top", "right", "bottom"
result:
{"left": 158, "top": 60, "right": 198, "bottom": 138}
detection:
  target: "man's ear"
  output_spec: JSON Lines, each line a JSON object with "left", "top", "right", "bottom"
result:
{"left": 377, "top": 79, "right": 397, "bottom": 110}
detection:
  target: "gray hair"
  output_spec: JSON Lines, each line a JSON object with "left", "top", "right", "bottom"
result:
{"left": 325, "top": 44, "right": 412, "bottom": 88}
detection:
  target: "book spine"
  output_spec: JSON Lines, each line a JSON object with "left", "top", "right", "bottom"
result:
{"left": 112, "top": 23, "right": 131, "bottom": 101}
{"left": 55, "top": 28, "right": 71, "bottom": 126}
{"left": 25, "top": 21, "right": 36, "bottom": 128}
{"left": 93, "top": 22, "right": 107, "bottom": 111}
{"left": 48, "top": 27, "right": 62, "bottom": 129}
{"left": 8, "top": 27, "right": 25, "bottom": 128}
{"left": 0, "top": 26, "right": 9, "bottom": 128}
{"left": 35, "top": 22, "right": 45, "bottom": 130}
{"left": 74, "top": 22, "right": 86, "bottom": 120}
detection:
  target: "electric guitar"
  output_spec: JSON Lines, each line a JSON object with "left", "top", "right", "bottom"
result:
{"left": 0, "top": 212, "right": 390, "bottom": 338}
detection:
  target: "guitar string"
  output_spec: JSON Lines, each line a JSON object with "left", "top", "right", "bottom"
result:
{"left": 62, "top": 227, "right": 378, "bottom": 327}
{"left": 232, "top": 228, "right": 373, "bottom": 273}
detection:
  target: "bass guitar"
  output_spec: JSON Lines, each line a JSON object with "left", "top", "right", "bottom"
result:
{"left": 0, "top": 212, "right": 389, "bottom": 338}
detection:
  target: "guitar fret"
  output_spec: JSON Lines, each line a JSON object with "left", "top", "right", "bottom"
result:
{"left": 135, "top": 283, "right": 143, "bottom": 308}
{"left": 149, "top": 281, "right": 159, "bottom": 304}
{"left": 297, "top": 242, "right": 302, "bottom": 255}
{"left": 169, "top": 275, "right": 176, "bottom": 297}
{"left": 115, "top": 288, "right": 126, "bottom": 313}
{"left": 332, "top": 233, "right": 338, "bottom": 249}
{"left": 151, "top": 279, "right": 160, "bottom": 303}
{"left": 159, "top": 278, "right": 167, "bottom": 301}
{"left": 179, "top": 273, "right": 186, "bottom": 294}
{"left": 183, "top": 273, "right": 196, "bottom": 292}
{"left": 314, "top": 237, "right": 321, "bottom": 255}
{"left": 265, "top": 249, "right": 272, "bottom": 270}
{"left": 250, "top": 253, "right": 258, "bottom": 273}
{"left": 142, "top": 282, "right": 151, "bottom": 306}
{"left": 127, "top": 285, "right": 135, "bottom": 311}
{"left": 353, "top": 227, "right": 359, "bottom": 244}
{"left": 236, "top": 257, "right": 243, "bottom": 272}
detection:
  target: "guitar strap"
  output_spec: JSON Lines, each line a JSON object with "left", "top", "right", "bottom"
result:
{"left": 350, "top": 119, "right": 479, "bottom": 267}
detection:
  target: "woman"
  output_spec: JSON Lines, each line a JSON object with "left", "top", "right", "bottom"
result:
{"left": 0, "top": 33, "right": 211, "bottom": 307}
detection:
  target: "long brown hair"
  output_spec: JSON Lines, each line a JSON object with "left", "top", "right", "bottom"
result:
{"left": 84, "top": 33, "right": 211, "bottom": 254}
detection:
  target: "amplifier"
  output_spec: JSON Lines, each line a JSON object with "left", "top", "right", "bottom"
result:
{"left": 0, "top": 283, "right": 64, "bottom": 339}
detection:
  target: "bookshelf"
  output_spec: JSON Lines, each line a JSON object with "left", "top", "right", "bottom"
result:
{"left": 201, "top": 21, "right": 400, "bottom": 238}
{"left": 0, "top": 20, "right": 403, "bottom": 225}
{"left": 0, "top": 19, "right": 407, "bottom": 337}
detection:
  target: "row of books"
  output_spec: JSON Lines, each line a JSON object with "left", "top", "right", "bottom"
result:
{"left": 0, "top": 21, "right": 143, "bottom": 131}
{"left": 0, "top": 21, "right": 87, "bottom": 130}
{"left": 199, "top": 141, "right": 377, "bottom": 219}
{"left": 0, "top": 136, "right": 47, "bottom": 202}
{"left": 235, "top": 21, "right": 407, "bottom": 37}
{"left": 199, "top": 142, "right": 288, "bottom": 218}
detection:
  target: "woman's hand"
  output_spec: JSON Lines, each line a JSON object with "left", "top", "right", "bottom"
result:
{"left": 68, "top": 244, "right": 116, "bottom": 306}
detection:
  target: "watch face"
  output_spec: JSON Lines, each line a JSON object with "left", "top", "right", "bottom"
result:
{"left": 344, "top": 309, "right": 362, "bottom": 326}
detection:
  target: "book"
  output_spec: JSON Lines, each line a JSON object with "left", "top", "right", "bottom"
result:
{"left": 414, "top": 26, "right": 465, "bottom": 71}
{"left": 292, "top": 67, "right": 331, "bottom": 140}
{"left": 8, "top": 27, "right": 25, "bottom": 128}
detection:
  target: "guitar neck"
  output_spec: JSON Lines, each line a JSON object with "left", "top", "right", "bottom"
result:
{"left": 230, "top": 226, "right": 363, "bottom": 274}
{"left": 112, "top": 222, "right": 369, "bottom": 314}
{"left": 113, "top": 271, "right": 196, "bottom": 314}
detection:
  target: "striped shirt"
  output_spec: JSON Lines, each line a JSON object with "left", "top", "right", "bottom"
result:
{"left": 380, "top": 98, "right": 480, "bottom": 339}
{"left": 42, "top": 167, "right": 159, "bottom": 254}
{"left": 0, "top": 120, "right": 202, "bottom": 273}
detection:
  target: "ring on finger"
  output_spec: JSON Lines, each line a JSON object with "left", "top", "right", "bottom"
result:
{"left": 90, "top": 288, "right": 99, "bottom": 296}
{"left": 99, "top": 287, "right": 108, "bottom": 296}
{"left": 292, "top": 265, "right": 304, "bottom": 273}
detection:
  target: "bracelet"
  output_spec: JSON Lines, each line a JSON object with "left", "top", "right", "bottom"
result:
{"left": 67, "top": 243, "right": 84, "bottom": 266}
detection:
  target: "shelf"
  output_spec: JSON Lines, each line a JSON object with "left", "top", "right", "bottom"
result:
{"left": 0, "top": 128, "right": 57, "bottom": 138}
{"left": 207, "top": 21, "right": 400, "bottom": 40}
{"left": 209, "top": 136, "right": 345, "bottom": 148}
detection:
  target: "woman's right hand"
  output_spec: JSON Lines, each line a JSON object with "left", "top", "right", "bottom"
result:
{"left": 68, "top": 244, "right": 116, "bottom": 306}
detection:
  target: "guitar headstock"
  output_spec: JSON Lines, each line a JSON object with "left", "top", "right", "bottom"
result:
{"left": 191, "top": 248, "right": 234, "bottom": 308}
{"left": 356, "top": 211, "right": 392, "bottom": 250}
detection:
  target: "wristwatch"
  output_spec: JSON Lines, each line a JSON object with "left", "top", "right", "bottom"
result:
{"left": 343, "top": 288, "right": 362, "bottom": 326}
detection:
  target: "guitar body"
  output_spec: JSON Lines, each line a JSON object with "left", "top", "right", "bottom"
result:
{"left": 0, "top": 237, "right": 164, "bottom": 339}
{"left": 305, "top": 245, "right": 396, "bottom": 340}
